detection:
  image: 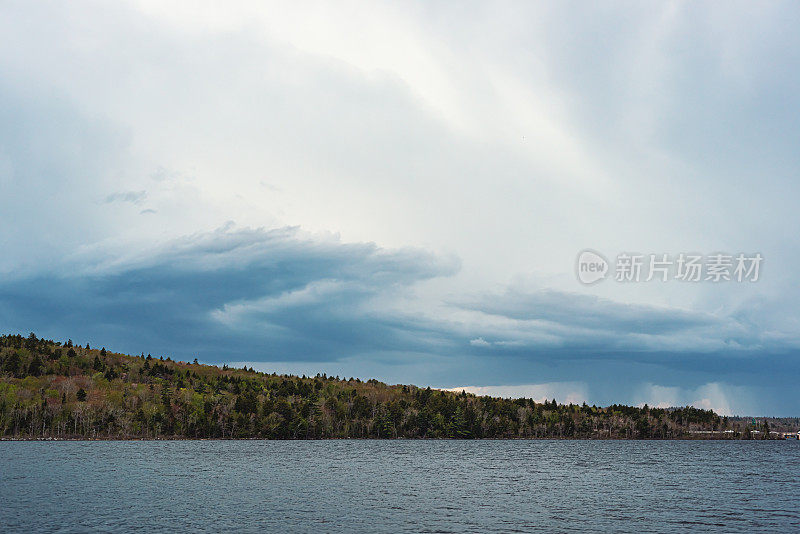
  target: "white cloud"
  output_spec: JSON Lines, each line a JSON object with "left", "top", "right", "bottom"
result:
{"left": 444, "top": 382, "right": 589, "bottom": 405}
{"left": 633, "top": 382, "right": 757, "bottom": 416}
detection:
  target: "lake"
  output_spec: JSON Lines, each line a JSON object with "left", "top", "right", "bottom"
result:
{"left": 1, "top": 440, "right": 798, "bottom": 533}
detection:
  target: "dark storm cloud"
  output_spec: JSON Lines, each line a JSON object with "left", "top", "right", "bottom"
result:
{"left": 0, "top": 226, "right": 460, "bottom": 362}
{"left": 0, "top": 224, "right": 792, "bottom": 372}
{"left": 458, "top": 288, "right": 718, "bottom": 336}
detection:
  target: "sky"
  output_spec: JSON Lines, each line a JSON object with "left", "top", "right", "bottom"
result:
{"left": 2, "top": 1, "right": 799, "bottom": 415}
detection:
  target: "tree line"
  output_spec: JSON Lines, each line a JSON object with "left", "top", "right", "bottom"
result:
{"left": 0, "top": 332, "right": 771, "bottom": 440}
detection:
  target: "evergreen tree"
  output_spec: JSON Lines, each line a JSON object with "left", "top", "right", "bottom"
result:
{"left": 3, "top": 351, "right": 21, "bottom": 377}
{"left": 27, "top": 356, "right": 44, "bottom": 377}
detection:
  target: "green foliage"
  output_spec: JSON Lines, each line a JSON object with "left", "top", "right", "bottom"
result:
{"left": 0, "top": 332, "right": 759, "bottom": 440}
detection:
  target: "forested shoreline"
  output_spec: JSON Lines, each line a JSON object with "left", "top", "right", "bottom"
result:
{"left": 0, "top": 333, "right": 787, "bottom": 440}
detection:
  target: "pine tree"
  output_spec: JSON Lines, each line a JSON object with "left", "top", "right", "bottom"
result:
{"left": 27, "top": 356, "right": 44, "bottom": 377}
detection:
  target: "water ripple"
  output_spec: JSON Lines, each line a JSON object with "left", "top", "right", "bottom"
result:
{"left": 0, "top": 440, "right": 798, "bottom": 533}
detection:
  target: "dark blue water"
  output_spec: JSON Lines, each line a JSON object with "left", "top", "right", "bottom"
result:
{"left": 1, "top": 440, "right": 798, "bottom": 533}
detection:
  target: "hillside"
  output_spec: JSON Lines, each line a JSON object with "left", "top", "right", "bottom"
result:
{"left": 0, "top": 332, "right": 779, "bottom": 440}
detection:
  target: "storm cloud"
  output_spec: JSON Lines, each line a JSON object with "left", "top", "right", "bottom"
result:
{"left": 2, "top": 1, "right": 799, "bottom": 414}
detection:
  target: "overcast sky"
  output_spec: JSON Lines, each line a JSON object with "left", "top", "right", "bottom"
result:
{"left": 2, "top": 1, "right": 799, "bottom": 415}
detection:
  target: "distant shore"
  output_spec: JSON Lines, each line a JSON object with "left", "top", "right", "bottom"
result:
{"left": 3, "top": 333, "right": 798, "bottom": 441}
{"left": 3, "top": 435, "right": 795, "bottom": 442}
